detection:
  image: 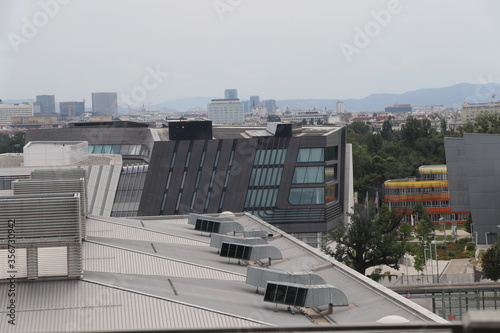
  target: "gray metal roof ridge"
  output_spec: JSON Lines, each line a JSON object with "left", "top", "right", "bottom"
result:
{"left": 84, "top": 239, "right": 246, "bottom": 278}
{"left": 81, "top": 277, "right": 274, "bottom": 327}
{"left": 88, "top": 215, "right": 210, "bottom": 244}
{"left": 240, "top": 213, "right": 449, "bottom": 324}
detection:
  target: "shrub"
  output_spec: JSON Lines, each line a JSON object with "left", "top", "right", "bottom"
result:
{"left": 459, "top": 237, "right": 472, "bottom": 244}
{"left": 466, "top": 242, "right": 476, "bottom": 251}
{"left": 448, "top": 250, "right": 456, "bottom": 257}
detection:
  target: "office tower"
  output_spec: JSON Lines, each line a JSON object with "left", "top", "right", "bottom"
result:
{"left": 250, "top": 95, "right": 260, "bottom": 108}
{"left": 263, "top": 99, "right": 277, "bottom": 114}
{"left": 336, "top": 101, "right": 345, "bottom": 113}
{"left": 224, "top": 89, "right": 238, "bottom": 100}
{"left": 208, "top": 99, "right": 245, "bottom": 124}
{"left": 139, "top": 120, "right": 347, "bottom": 247}
{"left": 460, "top": 101, "right": 500, "bottom": 123}
{"left": 60, "top": 101, "right": 85, "bottom": 117}
{"left": 36, "top": 95, "right": 56, "bottom": 114}
{"left": 0, "top": 100, "right": 34, "bottom": 125}
{"left": 92, "top": 92, "right": 118, "bottom": 115}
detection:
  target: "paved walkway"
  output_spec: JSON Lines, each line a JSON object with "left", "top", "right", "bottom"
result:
{"left": 443, "top": 258, "right": 470, "bottom": 275}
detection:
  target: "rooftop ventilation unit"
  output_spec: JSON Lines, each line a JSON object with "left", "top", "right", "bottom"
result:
{"left": 12, "top": 178, "right": 88, "bottom": 238}
{"left": 168, "top": 120, "right": 212, "bottom": 140}
{"left": 188, "top": 213, "right": 243, "bottom": 234}
{"left": 210, "top": 234, "right": 267, "bottom": 250}
{"left": 263, "top": 282, "right": 348, "bottom": 308}
{"left": 246, "top": 266, "right": 326, "bottom": 289}
{"left": 0, "top": 193, "right": 82, "bottom": 281}
{"left": 220, "top": 242, "right": 282, "bottom": 261}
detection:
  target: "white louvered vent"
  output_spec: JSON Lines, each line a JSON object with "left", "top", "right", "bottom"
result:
{"left": 0, "top": 248, "right": 27, "bottom": 279}
{"left": 38, "top": 247, "right": 68, "bottom": 277}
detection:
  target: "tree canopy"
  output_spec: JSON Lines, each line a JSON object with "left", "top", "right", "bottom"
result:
{"left": 482, "top": 243, "right": 500, "bottom": 282}
{"left": 347, "top": 117, "right": 445, "bottom": 198}
{"left": 458, "top": 112, "right": 500, "bottom": 134}
{"left": 321, "top": 203, "right": 407, "bottom": 275}
{"left": 0, "top": 132, "right": 25, "bottom": 153}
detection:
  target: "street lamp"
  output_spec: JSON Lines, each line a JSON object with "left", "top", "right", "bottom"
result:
{"left": 428, "top": 232, "right": 439, "bottom": 284}
{"left": 439, "top": 217, "right": 446, "bottom": 244}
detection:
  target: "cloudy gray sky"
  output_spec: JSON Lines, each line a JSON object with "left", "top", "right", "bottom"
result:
{"left": 1, "top": 0, "right": 500, "bottom": 106}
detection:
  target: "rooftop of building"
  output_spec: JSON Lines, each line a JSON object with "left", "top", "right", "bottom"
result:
{"left": 418, "top": 164, "right": 447, "bottom": 173}
{"left": 0, "top": 212, "right": 446, "bottom": 332}
{"left": 0, "top": 153, "right": 121, "bottom": 168}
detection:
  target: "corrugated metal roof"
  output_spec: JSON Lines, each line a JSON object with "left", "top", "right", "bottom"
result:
{"left": 0, "top": 280, "right": 266, "bottom": 332}
{"left": 83, "top": 241, "right": 245, "bottom": 281}
{"left": 86, "top": 217, "right": 209, "bottom": 247}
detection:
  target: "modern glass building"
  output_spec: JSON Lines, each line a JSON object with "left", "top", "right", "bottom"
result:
{"left": 138, "top": 121, "right": 348, "bottom": 246}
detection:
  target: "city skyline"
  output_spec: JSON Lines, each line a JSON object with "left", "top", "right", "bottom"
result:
{"left": 2, "top": 1, "right": 500, "bottom": 105}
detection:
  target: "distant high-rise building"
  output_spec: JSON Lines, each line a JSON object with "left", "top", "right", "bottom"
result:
{"left": 385, "top": 104, "right": 412, "bottom": 113}
{"left": 60, "top": 101, "right": 85, "bottom": 118}
{"left": 336, "top": 101, "right": 345, "bottom": 113}
{"left": 263, "top": 99, "right": 277, "bottom": 114}
{"left": 36, "top": 95, "right": 56, "bottom": 114}
{"left": 243, "top": 100, "right": 250, "bottom": 113}
{"left": 92, "top": 92, "right": 117, "bottom": 115}
{"left": 207, "top": 99, "right": 244, "bottom": 124}
{"left": 224, "top": 89, "right": 238, "bottom": 100}
{"left": 460, "top": 101, "right": 500, "bottom": 123}
{"left": 250, "top": 95, "right": 260, "bottom": 108}
{"left": 0, "top": 100, "right": 34, "bottom": 125}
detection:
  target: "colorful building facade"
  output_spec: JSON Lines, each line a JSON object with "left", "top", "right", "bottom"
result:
{"left": 383, "top": 165, "right": 469, "bottom": 226}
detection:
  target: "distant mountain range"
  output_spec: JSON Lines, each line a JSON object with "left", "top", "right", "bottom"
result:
{"left": 156, "top": 82, "right": 500, "bottom": 112}
{"left": 4, "top": 82, "right": 500, "bottom": 113}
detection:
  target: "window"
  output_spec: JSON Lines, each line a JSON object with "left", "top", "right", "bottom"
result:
{"left": 185, "top": 151, "right": 191, "bottom": 168}
{"left": 289, "top": 188, "right": 324, "bottom": 205}
{"left": 244, "top": 189, "right": 278, "bottom": 208}
{"left": 325, "top": 185, "right": 337, "bottom": 203}
{"left": 325, "top": 146, "right": 338, "bottom": 161}
{"left": 292, "top": 166, "right": 324, "bottom": 183}
{"left": 297, "top": 148, "right": 324, "bottom": 162}
{"left": 325, "top": 166, "right": 336, "bottom": 182}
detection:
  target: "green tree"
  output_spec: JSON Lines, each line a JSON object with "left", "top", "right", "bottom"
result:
{"left": 474, "top": 112, "right": 500, "bottom": 133}
{"left": 380, "top": 119, "right": 394, "bottom": 141}
{"left": 0, "top": 132, "right": 25, "bottom": 153}
{"left": 349, "top": 121, "right": 370, "bottom": 135}
{"left": 440, "top": 118, "right": 448, "bottom": 135}
{"left": 458, "top": 121, "right": 475, "bottom": 134}
{"left": 412, "top": 202, "right": 433, "bottom": 233}
{"left": 482, "top": 243, "right": 500, "bottom": 281}
{"left": 401, "top": 117, "right": 435, "bottom": 146}
{"left": 321, "top": 203, "right": 407, "bottom": 275}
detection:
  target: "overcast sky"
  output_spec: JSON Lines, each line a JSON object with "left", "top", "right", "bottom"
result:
{"left": 1, "top": 0, "right": 500, "bottom": 106}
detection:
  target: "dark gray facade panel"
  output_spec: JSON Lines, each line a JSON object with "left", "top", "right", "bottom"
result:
{"left": 445, "top": 134, "right": 500, "bottom": 244}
